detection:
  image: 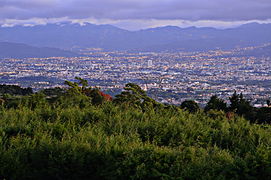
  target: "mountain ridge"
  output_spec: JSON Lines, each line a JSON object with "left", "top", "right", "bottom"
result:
{"left": 0, "top": 42, "right": 78, "bottom": 58}
{"left": 0, "top": 22, "right": 271, "bottom": 52}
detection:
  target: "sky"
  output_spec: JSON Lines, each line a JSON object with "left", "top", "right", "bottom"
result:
{"left": 1, "top": 0, "right": 271, "bottom": 30}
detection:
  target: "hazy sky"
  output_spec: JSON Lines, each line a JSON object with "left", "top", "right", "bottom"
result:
{"left": 1, "top": 0, "right": 271, "bottom": 30}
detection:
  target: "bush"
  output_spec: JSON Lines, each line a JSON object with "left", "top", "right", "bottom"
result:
{"left": 0, "top": 103, "right": 270, "bottom": 179}
{"left": 0, "top": 83, "right": 270, "bottom": 179}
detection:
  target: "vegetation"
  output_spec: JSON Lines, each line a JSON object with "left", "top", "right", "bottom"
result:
{"left": 204, "top": 95, "right": 227, "bottom": 112}
{"left": 0, "top": 84, "right": 33, "bottom": 96}
{"left": 180, "top": 100, "right": 200, "bottom": 113}
{"left": 0, "top": 78, "right": 271, "bottom": 179}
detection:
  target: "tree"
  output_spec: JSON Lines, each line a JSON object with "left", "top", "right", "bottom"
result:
{"left": 205, "top": 95, "right": 227, "bottom": 112}
{"left": 229, "top": 91, "right": 256, "bottom": 122}
{"left": 229, "top": 91, "right": 252, "bottom": 113}
{"left": 64, "top": 77, "right": 111, "bottom": 106}
{"left": 229, "top": 91, "right": 240, "bottom": 111}
{"left": 256, "top": 107, "right": 271, "bottom": 124}
{"left": 267, "top": 100, "right": 271, "bottom": 107}
{"left": 0, "top": 84, "right": 33, "bottom": 96}
{"left": 40, "top": 87, "right": 65, "bottom": 97}
{"left": 64, "top": 80, "right": 81, "bottom": 95}
{"left": 88, "top": 88, "right": 104, "bottom": 106}
{"left": 114, "top": 83, "right": 159, "bottom": 110}
{"left": 75, "top": 77, "right": 88, "bottom": 90}
{"left": 180, "top": 100, "right": 199, "bottom": 113}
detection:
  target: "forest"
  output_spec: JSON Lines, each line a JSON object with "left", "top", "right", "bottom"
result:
{"left": 0, "top": 77, "right": 270, "bottom": 180}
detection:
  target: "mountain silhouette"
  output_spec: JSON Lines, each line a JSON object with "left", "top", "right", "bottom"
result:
{"left": 0, "top": 42, "right": 78, "bottom": 58}
{"left": 0, "top": 22, "right": 271, "bottom": 52}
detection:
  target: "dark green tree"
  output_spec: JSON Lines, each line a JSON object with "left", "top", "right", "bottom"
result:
{"left": 229, "top": 91, "right": 240, "bottom": 111}
{"left": 180, "top": 100, "right": 200, "bottom": 113}
{"left": 267, "top": 100, "right": 271, "bottom": 107}
{"left": 229, "top": 91, "right": 256, "bottom": 122}
{"left": 0, "top": 84, "right": 33, "bottom": 96}
{"left": 88, "top": 88, "right": 104, "bottom": 106}
{"left": 40, "top": 87, "right": 65, "bottom": 97}
{"left": 256, "top": 107, "right": 271, "bottom": 124}
{"left": 205, "top": 95, "right": 227, "bottom": 112}
{"left": 75, "top": 77, "right": 89, "bottom": 90}
{"left": 64, "top": 78, "right": 106, "bottom": 106}
{"left": 114, "top": 83, "right": 159, "bottom": 111}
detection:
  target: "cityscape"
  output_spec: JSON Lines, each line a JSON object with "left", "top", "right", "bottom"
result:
{"left": 1, "top": 45, "right": 270, "bottom": 107}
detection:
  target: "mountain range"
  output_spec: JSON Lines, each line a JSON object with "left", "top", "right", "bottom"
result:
{"left": 0, "top": 42, "right": 78, "bottom": 58}
{"left": 238, "top": 44, "right": 271, "bottom": 57}
{"left": 0, "top": 22, "right": 271, "bottom": 55}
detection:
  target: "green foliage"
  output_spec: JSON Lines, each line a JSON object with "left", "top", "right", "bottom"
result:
{"left": 64, "top": 77, "right": 106, "bottom": 106}
{"left": 229, "top": 92, "right": 256, "bottom": 122}
{"left": 56, "top": 92, "right": 92, "bottom": 109}
{"left": 114, "top": 83, "right": 161, "bottom": 111}
{"left": 180, "top": 100, "right": 200, "bottom": 113}
{"left": 207, "top": 109, "right": 226, "bottom": 120}
{"left": 256, "top": 107, "right": 271, "bottom": 124}
{"left": 205, "top": 95, "right": 227, "bottom": 112}
{"left": 0, "top": 100, "right": 270, "bottom": 179}
{"left": 86, "top": 88, "right": 104, "bottom": 106}
{"left": 229, "top": 92, "right": 252, "bottom": 113}
{"left": 40, "top": 87, "right": 65, "bottom": 97}
{"left": 0, "top": 84, "right": 33, "bottom": 96}
{"left": 2, "top": 93, "right": 48, "bottom": 109}
{"left": 0, "top": 81, "right": 270, "bottom": 179}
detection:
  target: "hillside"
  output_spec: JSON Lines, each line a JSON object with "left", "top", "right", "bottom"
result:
{"left": 0, "top": 23, "right": 271, "bottom": 52}
{"left": 0, "top": 80, "right": 270, "bottom": 179}
{"left": 0, "top": 42, "right": 78, "bottom": 58}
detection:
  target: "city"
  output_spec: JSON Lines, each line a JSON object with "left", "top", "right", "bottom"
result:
{"left": 1, "top": 46, "right": 270, "bottom": 107}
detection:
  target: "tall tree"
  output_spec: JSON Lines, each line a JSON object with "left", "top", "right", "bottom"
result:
{"left": 229, "top": 91, "right": 255, "bottom": 121}
{"left": 180, "top": 100, "right": 199, "bottom": 113}
{"left": 114, "top": 83, "right": 158, "bottom": 110}
{"left": 205, "top": 95, "right": 227, "bottom": 112}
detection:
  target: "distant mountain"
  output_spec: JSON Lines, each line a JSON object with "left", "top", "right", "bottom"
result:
{"left": 0, "top": 22, "right": 271, "bottom": 52}
{"left": 238, "top": 44, "right": 271, "bottom": 57}
{"left": 0, "top": 42, "right": 78, "bottom": 58}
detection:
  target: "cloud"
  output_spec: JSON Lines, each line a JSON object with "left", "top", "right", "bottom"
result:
{"left": 1, "top": 0, "right": 271, "bottom": 21}
{"left": 0, "top": 0, "right": 271, "bottom": 29}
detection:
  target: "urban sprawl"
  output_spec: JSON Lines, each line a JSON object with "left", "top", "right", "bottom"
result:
{"left": 1, "top": 48, "right": 271, "bottom": 107}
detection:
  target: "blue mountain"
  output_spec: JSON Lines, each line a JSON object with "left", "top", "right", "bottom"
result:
{"left": 0, "top": 22, "right": 271, "bottom": 52}
{"left": 0, "top": 42, "right": 78, "bottom": 58}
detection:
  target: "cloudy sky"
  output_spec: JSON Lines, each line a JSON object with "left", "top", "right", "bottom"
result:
{"left": 1, "top": 0, "right": 271, "bottom": 30}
